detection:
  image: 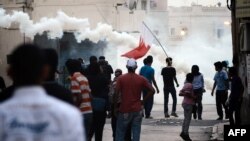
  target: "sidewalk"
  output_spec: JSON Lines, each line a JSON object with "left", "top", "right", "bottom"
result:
{"left": 101, "top": 104, "right": 228, "bottom": 141}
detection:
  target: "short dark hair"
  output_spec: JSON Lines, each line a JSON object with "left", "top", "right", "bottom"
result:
{"left": 89, "top": 56, "right": 97, "bottom": 64}
{"left": 214, "top": 61, "right": 223, "bottom": 69}
{"left": 191, "top": 65, "right": 199, "bottom": 75}
{"left": 146, "top": 55, "right": 153, "bottom": 64}
{"left": 66, "top": 59, "right": 82, "bottom": 75}
{"left": 99, "top": 56, "right": 105, "bottom": 60}
{"left": 9, "top": 44, "right": 46, "bottom": 85}
{"left": 186, "top": 73, "right": 194, "bottom": 83}
{"left": 43, "top": 48, "right": 58, "bottom": 81}
{"left": 166, "top": 57, "right": 172, "bottom": 63}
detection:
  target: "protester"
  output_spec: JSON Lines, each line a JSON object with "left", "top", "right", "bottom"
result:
{"left": 78, "top": 57, "right": 87, "bottom": 75}
{"left": 140, "top": 55, "right": 159, "bottom": 118}
{"left": 191, "top": 65, "right": 205, "bottom": 120}
{"left": 211, "top": 61, "right": 229, "bottom": 120}
{"left": 66, "top": 59, "right": 93, "bottom": 140}
{"left": 110, "top": 69, "right": 132, "bottom": 141}
{"left": 98, "top": 56, "right": 114, "bottom": 118}
{"left": 87, "top": 62, "right": 109, "bottom": 141}
{"left": 179, "top": 73, "right": 195, "bottom": 141}
{"left": 85, "top": 56, "right": 98, "bottom": 76}
{"left": 98, "top": 56, "right": 114, "bottom": 82}
{"left": 115, "top": 58, "right": 155, "bottom": 141}
{"left": 42, "top": 48, "right": 74, "bottom": 105}
{"left": 228, "top": 67, "right": 244, "bottom": 125}
{"left": 161, "top": 57, "right": 179, "bottom": 118}
{"left": 0, "top": 44, "right": 84, "bottom": 141}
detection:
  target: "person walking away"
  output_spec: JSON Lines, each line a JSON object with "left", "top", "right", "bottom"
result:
{"left": 42, "top": 48, "right": 74, "bottom": 105}
{"left": 0, "top": 44, "right": 85, "bottom": 141}
{"left": 87, "top": 63, "right": 109, "bottom": 141}
{"left": 228, "top": 67, "right": 244, "bottom": 125}
{"left": 179, "top": 73, "right": 195, "bottom": 141}
{"left": 115, "top": 58, "right": 155, "bottom": 141}
{"left": 66, "top": 59, "right": 92, "bottom": 140}
{"left": 98, "top": 56, "right": 114, "bottom": 118}
{"left": 191, "top": 65, "right": 205, "bottom": 120}
{"left": 211, "top": 61, "right": 229, "bottom": 120}
{"left": 110, "top": 69, "right": 132, "bottom": 141}
{"left": 161, "top": 57, "right": 179, "bottom": 118}
{"left": 139, "top": 56, "right": 159, "bottom": 119}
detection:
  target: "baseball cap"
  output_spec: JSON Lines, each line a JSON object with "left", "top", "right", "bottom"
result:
{"left": 126, "top": 58, "right": 137, "bottom": 68}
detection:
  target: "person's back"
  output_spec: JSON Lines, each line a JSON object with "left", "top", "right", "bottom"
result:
{"left": 140, "top": 65, "right": 154, "bottom": 83}
{"left": 161, "top": 66, "right": 176, "bottom": 87}
{"left": 115, "top": 58, "right": 154, "bottom": 141}
{"left": 161, "top": 57, "right": 179, "bottom": 118}
{"left": 180, "top": 82, "right": 195, "bottom": 105}
{"left": 117, "top": 73, "right": 150, "bottom": 113}
{"left": 0, "top": 88, "right": 83, "bottom": 141}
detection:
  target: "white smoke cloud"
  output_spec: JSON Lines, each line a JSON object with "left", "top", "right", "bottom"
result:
{"left": 0, "top": 8, "right": 137, "bottom": 48}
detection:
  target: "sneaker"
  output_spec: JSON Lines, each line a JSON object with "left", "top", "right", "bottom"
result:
{"left": 185, "top": 135, "right": 192, "bottom": 141}
{"left": 165, "top": 114, "right": 170, "bottom": 118}
{"left": 198, "top": 117, "right": 202, "bottom": 120}
{"left": 180, "top": 132, "right": 188, "bottom": 140}
{"left": 171, "top": 113, "right": 178, "bottom": 117}
{"left": 216, "top": 117, "right": 223, "bottom": 120}
{"left": 180, "top": 132, "right": 192, "bottom": 141}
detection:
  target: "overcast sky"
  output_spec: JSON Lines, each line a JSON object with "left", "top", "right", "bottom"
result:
{"left": 168, "top": 0, "right": 227, "bottom": 7}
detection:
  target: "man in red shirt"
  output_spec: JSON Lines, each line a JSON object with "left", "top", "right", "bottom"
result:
{"left": 115, "top": 58, "right": 155, "bottom": 141}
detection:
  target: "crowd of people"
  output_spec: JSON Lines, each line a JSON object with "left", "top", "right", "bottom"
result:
{"left": 0, "top": 43, "right": 244, "bottom": 141}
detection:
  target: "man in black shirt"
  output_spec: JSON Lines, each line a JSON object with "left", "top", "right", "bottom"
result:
{"left": 161, "top": 57, "right": 179, "bottom": 118}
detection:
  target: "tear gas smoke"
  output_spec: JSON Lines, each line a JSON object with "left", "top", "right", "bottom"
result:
{"left": 0, "top": 8, "right": 137, "bottom": 48}
{"left": 0, "top": 8, "right": 232, "bottom": 104}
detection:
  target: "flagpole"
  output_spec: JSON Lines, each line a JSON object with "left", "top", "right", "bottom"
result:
{"left": 142, "top": 21, "right": 168, "bottom": 57}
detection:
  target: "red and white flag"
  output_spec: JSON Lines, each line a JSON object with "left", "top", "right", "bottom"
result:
{"left": 121, "top": 22, "right": 154, "bottom": 60}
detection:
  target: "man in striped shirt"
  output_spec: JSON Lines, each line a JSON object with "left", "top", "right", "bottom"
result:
{"left": 66, "top": 59, "right": 92, "bottom": 140}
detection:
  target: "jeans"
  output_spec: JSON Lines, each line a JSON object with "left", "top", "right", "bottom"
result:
{"left": 89, "top": 111, "right": 106, "bottom": 141}
{"left": 164, "top": 86, "right": 177, "bottom": 114}
{"left": 83, "top": 113, "right": 93, "bottom": 140}
{"left": 182, "top": 104, "right": 193, "bottom": 134}
{"left": 116, "top": 111, "right": 143, "bottom": 141}
{"left": 143, "top": 90, "right": 154, "bottom": 117}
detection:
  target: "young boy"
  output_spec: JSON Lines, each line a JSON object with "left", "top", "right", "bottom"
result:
{"left": 179, "top": 73, "right": 195, "bottom": 141}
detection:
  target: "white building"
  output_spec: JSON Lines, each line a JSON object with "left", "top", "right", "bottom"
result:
{"left": 167, "top": 4, "right": 231, "bottom": 46}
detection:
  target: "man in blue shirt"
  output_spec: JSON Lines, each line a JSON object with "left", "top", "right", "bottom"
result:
{"left": 211, "top": 61, "right": 229, "bottom": 120}
{"left": 140, "top": 56, "right": 159, "bottom": 118}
